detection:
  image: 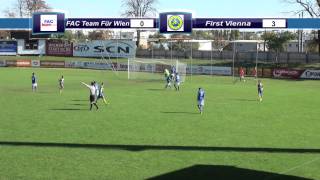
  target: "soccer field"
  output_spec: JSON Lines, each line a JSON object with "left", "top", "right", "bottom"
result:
{"left": 0, "top": 67, "right": 319, "bottom": 180}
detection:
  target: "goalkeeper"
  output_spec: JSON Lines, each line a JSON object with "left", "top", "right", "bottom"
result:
{"left": 164, "top": 68, "right": 170, "bottom": 78}
{"left": 165, "top": 74, "right": 172, "bottom": 89}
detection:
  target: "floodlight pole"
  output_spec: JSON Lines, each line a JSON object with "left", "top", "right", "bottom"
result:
{"left": 151, "top": 41, "right": 154, "bottom": 60}
{"left": 152, "top": 41, "right": 154, "bottom": 74}
{"left": 170, "top": 41, "right": 173, "bottom": 66}
{"left": 117, "top": 36, "right": 119, "bottom": 71}
{"left": 190, "top": 40, "right": 193, "bottom": 80}
{"left": 127, "top": 34, "right": 130, "bottom": 80}
{"left": 232, "top": 41, "right": 236, "bottom": 82}
{"left": 211, "top": 40, "right": 213, "bottom": 77}
{"left": 255, "top": 44, "right": 259, "bottom": 79}
{"left": 128, "top": 58, "right": 130, "bottom": 79}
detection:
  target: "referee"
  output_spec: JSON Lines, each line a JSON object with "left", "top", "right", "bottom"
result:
{"left": 81, "top": 82, "right": 99, "bottom": 110}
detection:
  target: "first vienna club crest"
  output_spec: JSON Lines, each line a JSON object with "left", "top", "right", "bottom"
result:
{"left": 167, "top": 15, "right": 184, "bottom": 31}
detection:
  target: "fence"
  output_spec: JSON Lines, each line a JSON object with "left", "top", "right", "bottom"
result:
{"left": 1, "top": 59, "right": 320, "bottom": 79}
{"left": 136, "top": 49, "right": 320, "bottom": 64}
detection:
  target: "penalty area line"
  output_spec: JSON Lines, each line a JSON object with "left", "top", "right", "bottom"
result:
{"left": 264, "top": 156, "right": 320, "bottom": 180}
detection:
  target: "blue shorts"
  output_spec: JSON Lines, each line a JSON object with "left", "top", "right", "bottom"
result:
{"left": 98, "top": 92, "right": 105, "bottom": 99}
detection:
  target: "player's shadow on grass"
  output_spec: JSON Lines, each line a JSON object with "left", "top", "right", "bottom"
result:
{"left": 71, "top": 99, "right": 88, "bottom": 102}
{"left": 229, "top": 98, "right": 258, "bottom": 102}
{"left": 49, "top": 108, "right": 84, "bottom": 111}
{"left": 1, "top": 141, "right": 320, "bottom": 154}
{"left": 161, "top": 111, "right": 199, "bottom": 115}
{"left": 147, "top": 164, "right": 312, "bottom": 180}
{"left": 70, "top": 103, "right": 88, "bottom": 106}
{"left": 147, "top": 88, "right": 165, "bottom": 91}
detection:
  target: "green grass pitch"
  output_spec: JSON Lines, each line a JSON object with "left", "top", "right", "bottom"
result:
{"left": 0, "top": 67, "right": 319, "bottom": 180}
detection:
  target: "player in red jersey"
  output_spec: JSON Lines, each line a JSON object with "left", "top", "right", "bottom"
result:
{"left": 252, "top": 67, "right": 257, "bottom": 79}
{"left": 239, "top": 67, "right": 245, "bottom": 82}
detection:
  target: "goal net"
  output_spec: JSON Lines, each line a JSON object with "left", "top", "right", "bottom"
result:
{"left": 127, "top": 58, "right": 187, "bottom": 82}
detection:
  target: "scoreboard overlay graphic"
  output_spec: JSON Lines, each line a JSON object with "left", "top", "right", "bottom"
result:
{"left": 32, "top": 12, "right": 65, "bottom": 34}
{"left": 0, "top": 12, "right": 319, "bottom": 34}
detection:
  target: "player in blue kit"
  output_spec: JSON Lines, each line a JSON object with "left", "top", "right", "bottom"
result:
{"left": 258, "top": 80, "right": 264, "bottom": 102}
{"left": 31, "top": 72, "right": 37, "bottom": 92}
{"left": 174, "top": 73, "right": 181, "bottom": 91}
{"left": 171, "top": 66, "right": 176, "bottom": 74}
{"left": 197, "top": 88, "right": 205, "bottom": 114}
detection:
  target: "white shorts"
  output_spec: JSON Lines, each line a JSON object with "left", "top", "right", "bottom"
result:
{"left": 32, "top": 83, "right": 37, "bottom": 88}
{"left": 198, "top": 100, "right": 204, "bottom": 106}
{"left": 175, "top": 82, "right": 180, "bottom": 86}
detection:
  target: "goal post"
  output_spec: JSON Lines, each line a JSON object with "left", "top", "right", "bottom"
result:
{"left": 175, "top": 60, "right": 187, "bottom": 82}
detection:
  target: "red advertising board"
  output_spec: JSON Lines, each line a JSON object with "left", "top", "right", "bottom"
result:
{"left": 6, "top": 60, "right": 31, "bottom": 67}
{"left": 46, "top": 40, "right": 73, "bottom": 56}
{"left": 273, "top": 68, "right": 303, "bottom": 79}
{"left": 40, "top": 61, "right": 65, "bottom": 68}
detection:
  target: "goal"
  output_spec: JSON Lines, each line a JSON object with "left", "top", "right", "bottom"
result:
{"left": 127, "top": 58, "right": 187, "bottom": 82}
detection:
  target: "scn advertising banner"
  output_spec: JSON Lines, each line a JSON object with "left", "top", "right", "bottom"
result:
{"left": 73, "top": 40, "right": 136, "bottom": 58}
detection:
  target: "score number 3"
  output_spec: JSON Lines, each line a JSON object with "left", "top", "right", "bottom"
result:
{"left": 262, "top": 19, "right": 286, "bottom": 28}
